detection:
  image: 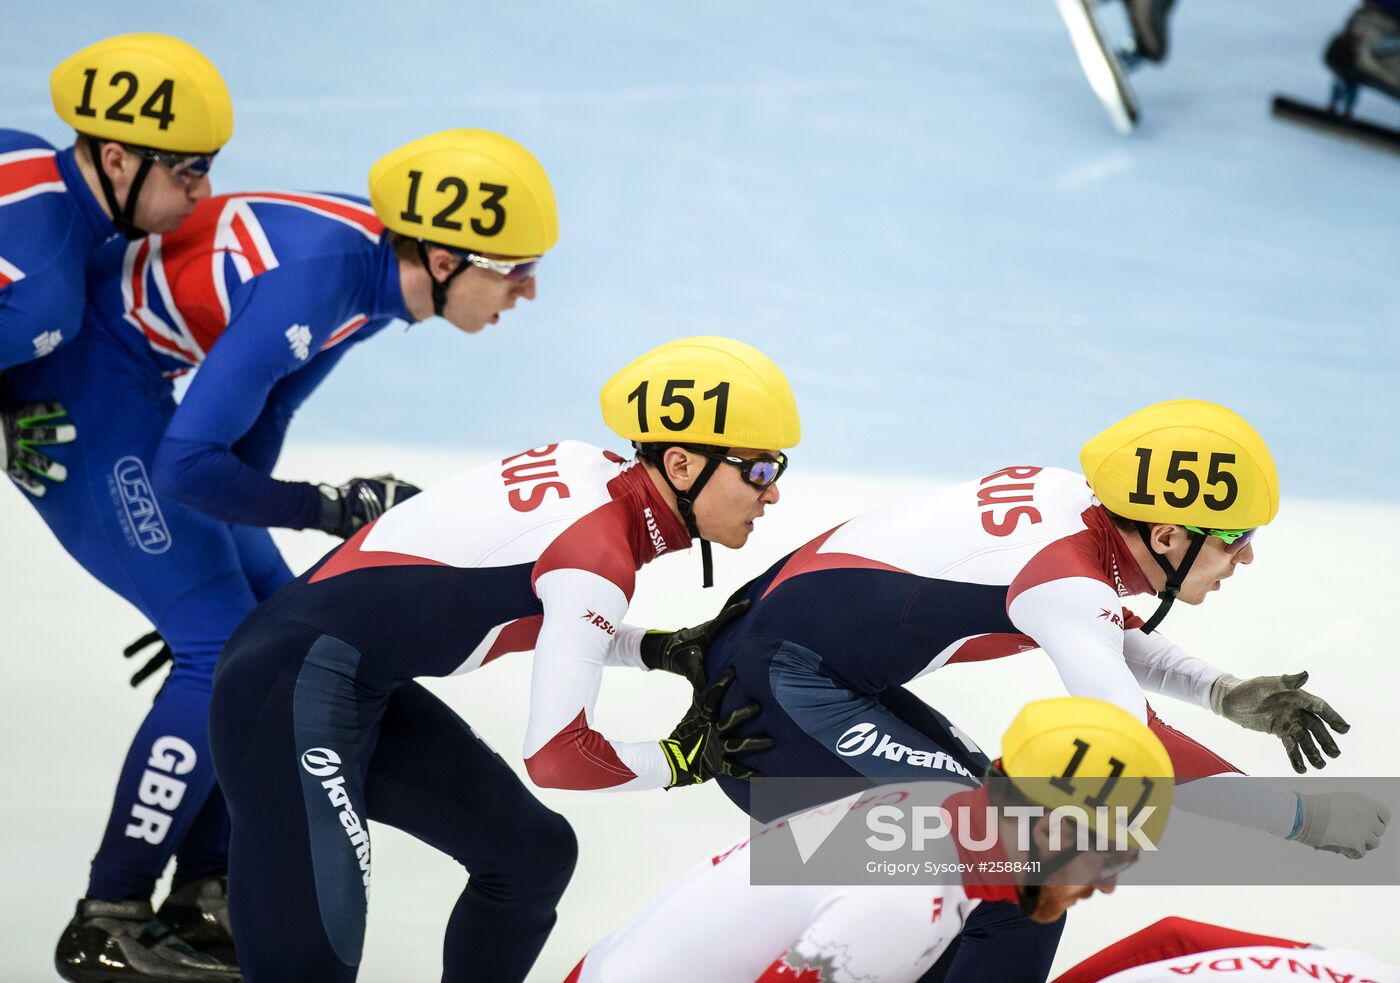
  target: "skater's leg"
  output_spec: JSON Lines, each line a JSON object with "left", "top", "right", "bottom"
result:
{"left": 366, "top": 682, "right": 577, "bottom": 983}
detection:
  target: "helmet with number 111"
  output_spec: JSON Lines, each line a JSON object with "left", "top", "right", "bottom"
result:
{"left": 600, "top": 336, "right": 802, "bottom": 586}
{"left": 994, "top": 696, "right": 1175, "bottom": 918}
{"left": 1080, "top": 398, "right": 1279, "bottom": 631}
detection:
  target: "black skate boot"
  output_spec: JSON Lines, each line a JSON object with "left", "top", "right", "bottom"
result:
{"left": 156, "top": 877, "right": 237, "bottom": 965}
{"left": 1124, "top": 0, "right": 1177, "bottom": 64}
{"left": 1325, "top": 2, "right": 1400, "bottom": 102}
{"left": 54, "top": 898, "right": 241, "bottom": 982}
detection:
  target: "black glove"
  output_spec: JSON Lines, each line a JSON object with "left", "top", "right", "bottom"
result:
{"left": 123, "top": 630, "right": 172, "bottom": 688}
{"left": 1211, "top": 670, "right": 1350, "bottom": 773}
{"left": 640, "top": 598, "right": 750, "bottom": 688}
{"left": 316, "top": 475, "right": 422, "bottom": 538}
{"left": 661, "top": 667, "right": 774, "bottom": 787}
{"left": 2, "top": 398, "right": 75, "bottom": 497}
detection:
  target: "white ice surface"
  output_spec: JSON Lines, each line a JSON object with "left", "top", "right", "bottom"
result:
{"left": 3, "top": 443, "right": 1397, "bottom": 981}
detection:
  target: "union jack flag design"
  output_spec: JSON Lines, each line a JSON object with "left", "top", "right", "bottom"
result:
{"left": 117, "top": 192, "right": 384, "bottom": 375}
{"left": 0, "top": 254, "right": 22, "bottom": 291}
{"left": 0, "top": 147, "right": 65, "bottom": 209}
{"left": 0, "top": 146, "right": 67, "bottom": 292}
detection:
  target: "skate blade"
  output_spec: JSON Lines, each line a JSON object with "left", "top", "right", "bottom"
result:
{"left": 1271, "top": 95, "right": 1400, "bottom": 155}
{"left": 1055, "top": 0, "right": 1141, "bottom": 134}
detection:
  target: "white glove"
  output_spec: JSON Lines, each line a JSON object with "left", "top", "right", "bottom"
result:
{"left": 1291, "top": 792, "right": 1391, "bottom": 860}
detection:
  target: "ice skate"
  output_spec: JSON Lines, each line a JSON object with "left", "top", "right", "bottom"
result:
{"left": 1273, "top": 3, "right": 1400, "bottom": 153}
{"left": 1055, "top": 0, "right": 1142, "bottom": 133}
{"left": 156, "top": 877, "right": 237, "bottom": 965}
{"left": 53, "top": 899, "right": 240, "bottom": 983}
{"left": 1124, "top": 0, "right": 1177, "bottom": 64}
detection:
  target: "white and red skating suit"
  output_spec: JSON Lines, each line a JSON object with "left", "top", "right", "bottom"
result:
{"left": 565, "top": 784, "right": 1021, "bottom": 983}
{"left": 717, "top": 466, "right": 1244, "bottom": 783}
{"left": 1053, "top": 917, "right": 1399, "bottom": 983}
{"left": 263, "top": 440, "right": 692, "bottom": 791}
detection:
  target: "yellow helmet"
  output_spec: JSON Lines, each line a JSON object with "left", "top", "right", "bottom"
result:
{"left": 1080, "top": 399, "right": 1279, "bottom": 531}
{"left": 999, "top": 697, "right": 1174, "bottom": 848}
{"left": 600, "top": 336, "right": 801, "bottom": 451}
{"left": 369, "top": 129, "right": 558, "bottom": 256}
{"left": 51, "top": 34, "right": 233, "bottom": 153}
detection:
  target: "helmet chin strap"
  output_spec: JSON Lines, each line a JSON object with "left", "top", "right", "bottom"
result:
{"left": 649, "top": 445, "right": 723, "bottom": 588}
{"left": 1136, "top": 523, "right": 1208, "bottom": 634}
{"left": 89, "top": 137, "right": 154, "bottom": 240}
{"left": 1017, "top": 840, "right": 1080, "bottom": 918}
{"left": 416, "top": 241, "right": 469, "bottom": 317}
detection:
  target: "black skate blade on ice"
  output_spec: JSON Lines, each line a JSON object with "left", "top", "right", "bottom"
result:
{"left": 1055, "top": 0, "right": 1141, "bottom": 134}
{"left": 1271, "top": 95, "right": 1400, "bottom": 155}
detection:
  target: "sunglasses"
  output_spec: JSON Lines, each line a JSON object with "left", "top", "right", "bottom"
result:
{"left": 694, "top": 450, "right": 788, "bottom": 490}
{"left": 1184, "top": 526, "right": 1257, "bottom": 553}
{"left": 1095, "top": 847, "right": 1140, "bottom": 881}
{"left": 449, "top": 249, "right": 541, "bottom": 282}
{"left": 125, "top": 145, "right": 216, "bottom": 185}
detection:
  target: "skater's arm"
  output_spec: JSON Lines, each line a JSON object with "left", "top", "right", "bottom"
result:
{"left": 152, "top": 264, "right": 342, "bottom": 529}
{"left": 1007, "top": 575, "right": 1148, "bottom": 722}
{"left": 522, "top": 567, "right": 673, "bottom": 791}
{"left": 231, "top": 340, "right": 353, "bottom": 476}
{"left": 0, "top": 192, "right": 84, "bottom": 370}
{"left": 1120, "top": 625, "right": 1224, "bottom": 709}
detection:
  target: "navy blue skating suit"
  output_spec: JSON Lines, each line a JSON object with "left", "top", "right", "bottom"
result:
{"left": 210, "top": 443, "right": 695, "bottom": 982}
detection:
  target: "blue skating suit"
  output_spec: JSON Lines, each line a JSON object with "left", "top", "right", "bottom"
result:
{"left": 3, "top": 190, "right": 409, "bottom": 903}
{"left": 0, "top": 130, "right": 115, "bottom": 371}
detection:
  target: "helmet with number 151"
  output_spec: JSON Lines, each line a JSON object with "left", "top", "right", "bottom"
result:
{"left": 600, "top": 336, "right": 801, "bottom": 587}
{"left": 600, "top": 336, "right": 802, "bottom": 451}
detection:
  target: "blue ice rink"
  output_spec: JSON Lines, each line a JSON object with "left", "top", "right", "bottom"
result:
{"left": 3, "top": 1, "right": 1395, "bottom": 500}
{"left": 3, "top": 3, "right": 1399, "bottom": 981}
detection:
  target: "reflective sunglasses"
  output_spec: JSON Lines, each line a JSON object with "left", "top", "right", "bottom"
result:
{"left": 449, "top": 249, "right": 541, "bottom": 282}
{"left": 695, "top": 450, "right": 788, "bottom": 490}
{"left": 1184, "top": 526, "right": 1257, "bottom": 553}
{"left": 126, "top": 145, "right": 216, "bottom": 185}
{"left": 1093, "top": 847, "right": 1140, "bottom": 882}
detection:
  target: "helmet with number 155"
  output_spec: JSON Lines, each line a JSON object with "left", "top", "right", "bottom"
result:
{"left": 1080, "top": 399, "right": 1278, "bottom": 633}
{"left": 1080, "top": 399, "right": 1278, "bottom": 531}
